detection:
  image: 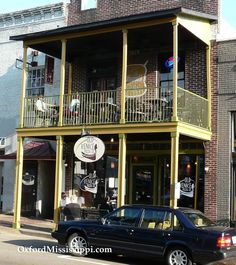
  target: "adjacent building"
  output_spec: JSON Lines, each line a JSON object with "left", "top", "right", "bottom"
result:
{"left": 0, "top": 2, "right": 67, "bottom": 216}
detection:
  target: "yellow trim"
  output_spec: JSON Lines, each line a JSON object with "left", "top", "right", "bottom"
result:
{"left": 19, "top": 46, "right": 28, "bottom": 128}
{"left": 16, "top": 122, "right": 179, "bottom": 137}
{"left": 177, "top": 14, "right": 211, "bottom": 45}
{"left": 178, "top": 121, "right": 212, "bottom": 140}
{"left": 13, "top": 136, "right": 24, "bottom": 229}
{"left": 25, "top": 17, "right": 175, "bottom": 46}
{"left": 120, "top": 29, "right": 128, "bottom": 124}
{"left": 172, "top": 20, "right": 178, "bottom": 122}
{"left": 117, "top": 133, "right": 126, "bottom": 207}
{"left": 58, "top": 39, "right": 67, "bottom": 126}
{"left": 53, "top": 136, "right": 64, "bottom": 227}
{"left": 206, "top": 45, "right": 212, "bottom": 130}
{"left": 170, "top": 131, "right": 179, "bottom": 208}
{"left": 194, "top": 156, "right": 199, "bottom": 209}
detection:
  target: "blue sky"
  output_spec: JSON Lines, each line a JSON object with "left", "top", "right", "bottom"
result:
{"left": 0, "top": 0, "right": 236, "bottom": 29}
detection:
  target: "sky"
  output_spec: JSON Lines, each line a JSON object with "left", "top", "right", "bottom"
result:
{"left": 0, "top": 0, "right": 235, "bottom": 30}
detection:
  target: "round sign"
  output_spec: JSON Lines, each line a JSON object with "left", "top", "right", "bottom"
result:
{"left": 74, "top": 136, "right": 105, "bottom": 163}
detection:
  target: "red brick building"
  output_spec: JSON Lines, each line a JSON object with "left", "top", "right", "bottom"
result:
{"left": 10, "top": 0, "right": 220, "bottom": 227}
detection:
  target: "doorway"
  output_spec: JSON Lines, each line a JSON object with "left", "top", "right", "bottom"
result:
{"left": 132, "top": 164, "right": 156, "bottom": 205}
{"left": 21, "top": 161, "right": 37, "bottom": 217}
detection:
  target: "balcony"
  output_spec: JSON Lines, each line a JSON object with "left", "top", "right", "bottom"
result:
{"left": 22, "top": 87, "right": 208, "bottom": 129}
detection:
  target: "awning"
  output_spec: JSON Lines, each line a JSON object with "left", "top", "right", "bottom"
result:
{"left": 0, "top": 141, "right": 56, "bottom": 160}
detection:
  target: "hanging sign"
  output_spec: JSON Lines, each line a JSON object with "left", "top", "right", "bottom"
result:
{"left": 74, "top": 136, "right": 105, "bottom": 163}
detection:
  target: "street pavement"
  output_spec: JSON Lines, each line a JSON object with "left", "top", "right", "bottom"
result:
{"left": 0, "top": 225, "right": 162, "bottom": 265}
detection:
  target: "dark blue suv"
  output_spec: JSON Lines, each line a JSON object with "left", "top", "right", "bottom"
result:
{"left": 52, "top": 205, "right": 236, "bottom": 265}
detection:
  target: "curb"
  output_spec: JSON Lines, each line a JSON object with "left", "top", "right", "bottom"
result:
{"left": 0, "top": 224, "right": 52, "bottom": 240}
{"left": 19, "top": 228, "right": 52, "bottom": 240}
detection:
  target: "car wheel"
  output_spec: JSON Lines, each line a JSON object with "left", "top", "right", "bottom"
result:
{"left": 67, "top": 233, "right": 88, "bottom": 256}
{"left": 167, "top": 247, "right": 193, "bottom": 265}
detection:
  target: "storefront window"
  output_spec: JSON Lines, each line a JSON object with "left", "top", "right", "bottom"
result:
{"left": 73, "top": 155, "right": 118, "bottom": 208}
{"left": 178, "top": 155, "right": 204, "bottom": 211}
{"left": 231, "top": 112, "right": 236, "bottom": 220}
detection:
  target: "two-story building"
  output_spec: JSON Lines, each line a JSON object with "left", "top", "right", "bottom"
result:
{"left": 10, "top": 0, "right": 219, "bottom": 228}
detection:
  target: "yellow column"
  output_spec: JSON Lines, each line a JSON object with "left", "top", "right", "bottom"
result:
{"left": 120, "top": 29, "right": 128, "bottom": 124}
{"left": 58, "top": 39, "right": 67, "bottom": 126}
{"left": 206, "top": 45, "right": 212, "bottom": 130}
{"left": 13, "top": 136, "right": 24, "bottom": 229}
{"left": 19, "top": 44, "right": 28, "bottom": 128}
{"left": 172, "top": 20, "right": 178, "bottom": 122}
{"left": 53, "top": 136, "right": 64, "bottom": 227}
{"left": 117, "top": 133, "right": 126, "bottom": 207}
{"left": 170, "top": 131, "right": 179, "bottom": 208}
{"left": 194, "top": 156, "right": 199, "bottom": 209}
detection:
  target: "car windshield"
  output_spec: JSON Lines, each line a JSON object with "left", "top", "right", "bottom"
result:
{"left": 183, "top": 211, "right": 216, "bottom": 227}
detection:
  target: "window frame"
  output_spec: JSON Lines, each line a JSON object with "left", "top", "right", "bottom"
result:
{"left": 81, "top": 0, "right": 97, "bottom": 11}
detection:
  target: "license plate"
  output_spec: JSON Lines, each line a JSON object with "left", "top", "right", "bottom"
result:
{"left": 232, "top": 236, "right": 236, "bottom": 244}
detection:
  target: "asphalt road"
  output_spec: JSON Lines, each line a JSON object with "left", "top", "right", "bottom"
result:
{"left": 0, "top": 229, "right": 163, "bottom": 265}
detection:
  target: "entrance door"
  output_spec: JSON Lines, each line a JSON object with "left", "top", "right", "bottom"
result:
{"left": 21, "top": 162, "right": 37, "bottom": 217}
{"left": 132, "top": 165, "right": 155, "bottom": 205}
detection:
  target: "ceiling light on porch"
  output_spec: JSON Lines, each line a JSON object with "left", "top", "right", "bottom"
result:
{"left": 110, "top": 137, "right": 114, "bottom": 143}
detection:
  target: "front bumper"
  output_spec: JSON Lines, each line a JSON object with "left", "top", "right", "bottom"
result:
{"left": 51, "top": 231, "right": 67, "bottom": 245}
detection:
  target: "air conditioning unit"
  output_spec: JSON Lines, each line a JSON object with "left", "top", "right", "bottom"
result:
{"left": 0, "top": 137, "right": 6, "bottom": 148}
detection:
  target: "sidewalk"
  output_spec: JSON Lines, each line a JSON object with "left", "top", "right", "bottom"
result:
{"left": 0, "top": 214, "right": 53, "bottom": 239}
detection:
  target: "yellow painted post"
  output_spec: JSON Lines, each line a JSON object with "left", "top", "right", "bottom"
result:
{"left": 206, "top": 45, "right": 212, "bottom": 130}
{"left": 58, "top": 39, "right": 67, "bottom": 126}
{"left": 13, "top": 136, "right": 24, "bottom": 229}
{"left": 53, "top": 136, "right": 64, "bottom": 227}
{"left": 120, "top": 29, "right": 128, "bottom": 124}
{"left": 170, "top": 131, "right": 179, "bottom": 208}
{"left": 172, "top": 20, "right": 178, "bottom": 122}
{"left": 19, "top": 44, "right": 28, "bottom": 128}
{"left": 194, "top": 156, "right": 199, "bottom": 209}
{"left": 117, "top": 133, "right": 126, "bottom": 207}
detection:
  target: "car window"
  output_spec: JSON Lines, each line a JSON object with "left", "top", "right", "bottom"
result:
{"left": 183, "top": 211, "right": 215, "bottom": 227}
{"left": 140, "top": 209, "right": 172, "bottom": 230}
{"left": 105, "top": 207, "right": 141, "bottom": 226}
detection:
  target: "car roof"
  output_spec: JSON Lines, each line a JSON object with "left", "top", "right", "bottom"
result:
{"left": 122, "top": 204, "right": 201, "bottom": 213}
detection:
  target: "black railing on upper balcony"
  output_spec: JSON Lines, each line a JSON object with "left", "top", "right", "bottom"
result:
{"left": 22, "top": 87, "right": 208, "bottom": 129}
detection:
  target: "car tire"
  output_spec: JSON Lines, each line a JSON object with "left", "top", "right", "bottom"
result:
{"left": 167, "top": 247, "right": 193, "bottom": 265}
{"left": 67, "top": 233, "right": 88, "bottom": 256}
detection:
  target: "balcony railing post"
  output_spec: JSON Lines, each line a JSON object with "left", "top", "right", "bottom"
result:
{"left": 172, "top": 20, "right": 178, "bottom": 122}
{"left": 120, "top": 29, "right": 128, "bottom": 124}
{"left": 20, "top": 44, "right": 28, "bottom": 128}
{"left": 58, "top": 39, "right": 67, "bottom": 126}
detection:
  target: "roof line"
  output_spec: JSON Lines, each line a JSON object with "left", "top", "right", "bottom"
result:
{"left": 10, "top": 7, "right": 217, "bottom": 41}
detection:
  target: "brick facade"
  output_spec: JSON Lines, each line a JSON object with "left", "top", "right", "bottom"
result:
{"left": 204, "top": 41, "right": 218, "bottom": 221}
{"left": 68, "top": 0, "right": 218, "bottom": 26}
{"left": 217, "top": 40, "right": 236, "bottom": 222}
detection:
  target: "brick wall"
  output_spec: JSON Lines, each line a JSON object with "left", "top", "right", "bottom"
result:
{"left": 185, "top": 48, "right": 207, "bottom": 97}
{"left": 68, "top": 0, "right": 218, "bottom": 26}
{"left": 217, "top": 40, "right": 236, "bottom": 222}
{"left": 204, "top": 41, "right": 218, "bottom": 221}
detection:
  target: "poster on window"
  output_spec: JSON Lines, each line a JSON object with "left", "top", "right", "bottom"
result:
{"left": 75, "top": 171, "right": 99, "bottom": 194}
{"left": 45, "top": 55, "right": 54, "bottom": 85}
{"left": 180, "top": 177, "right": 194, "bottom": 198}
